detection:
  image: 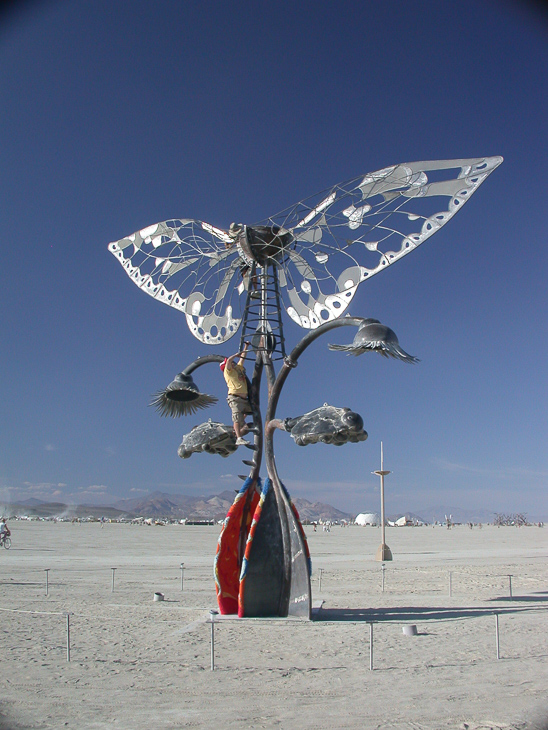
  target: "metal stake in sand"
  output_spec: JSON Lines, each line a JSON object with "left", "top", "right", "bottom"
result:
{"left": 45, "top": 569, "right": 50, "bottom": 596}
{"left": 507, "top": 574, "right": 513, "bottom": 599}
{"left": 318, "top": 568, "right": 323, "bottom": 593}
{"left": 66, "top": 613, "right": 71, "bottom": 662}
{"left": 448, "top": 571, "right": 453, "bottom": 597}
{"left": 494, "top": 612, "right": 500, "bottom": 659}
{"left": 209, "top": 610, "right": 218, "bottom": 671}
{"left": 373, "top": 442, "right": 392, "bottom": 561}
{"left": 369, "top": 623, "right": 374, "bottom": 670}
{"left": 381, "top": 563, "right": 386, "bottom": 592}
{"left": 180, "top": 562, "right": 185, "bottom": 591}
{"left": 111, "top": 567, "right": 116, "bottom": 593}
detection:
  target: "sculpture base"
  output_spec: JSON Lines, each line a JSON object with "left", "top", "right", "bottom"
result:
{"left": 375, "top": 543, "right": 393, "bottom": 561}
{"left": 215, "top": 477, "right": 311, "bottom": 618}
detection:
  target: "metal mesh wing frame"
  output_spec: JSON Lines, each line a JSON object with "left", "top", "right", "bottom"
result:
{"left": 260, "top": 156, "right": 502, "bottom": 329}
{"left": 108, "top": 219, "right": 245, "bottom": 344}
{"left": 108, "top": 157, "right": 502, "bottom": 343}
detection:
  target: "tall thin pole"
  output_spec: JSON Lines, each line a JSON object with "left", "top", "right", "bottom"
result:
{"left": 380, "top": 443, "right": 386, "bottom": 547}
{"left": 374, "top": 442, "right": 392, "bottom": 561}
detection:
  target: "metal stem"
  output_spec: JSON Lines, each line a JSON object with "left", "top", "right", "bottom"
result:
{"left": 263, "top": 317, "right": 367, "bottom": 618}
{"left": 182, "top": 354, "right": 225, "bottom": 376}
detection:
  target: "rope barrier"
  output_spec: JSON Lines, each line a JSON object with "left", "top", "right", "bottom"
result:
{"left": 0, "top": 605, "right": 214, "bottom": 621}
{"left": 2, "top": 604, "right": 547, "bottom": 668}
{"left": 0, "top": 606, "right": 66, "bottom": 616}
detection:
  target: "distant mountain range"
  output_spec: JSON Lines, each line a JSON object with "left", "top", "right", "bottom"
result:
{"left": 4, "top": 494, "right": 543, "bottom": 524}
{"left": 111, "top": 489, "right": 354, "bottom": 522}
{"left": 4, "top": 490, "right": 354, "bottom": 522}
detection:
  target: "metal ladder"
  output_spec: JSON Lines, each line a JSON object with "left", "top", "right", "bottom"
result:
{"left": 238, "top": 263, "right": 286, "bottom": 361}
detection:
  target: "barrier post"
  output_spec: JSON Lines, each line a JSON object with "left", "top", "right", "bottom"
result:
{"left": 180, "top": 563, "right": 185, "bottom": 591}
{"left": 381, "top": 563, "right": 386, "bottom": 593}
{"left": 495, "top": 613, "right": 500, "bottom": 659}
{"left": 210, "top": 610, "right": 218, "bottom": 671}
{"left": 66, "top": 613, "right": 71, "bottom": 662}
{"left": 318, "top": 568, "right": 323, "bottom": 593}
{"left": 449, "top": 571, "right": 452, "bottom": 597}
{"left": 45, "top": 569, "right": 50, "bottom": 596}
{"left": 111, "top": 567, "right": 116, "bottom": 593}
{"left": 369, "top": 622, "right": 374, "bottom": 670}
{"left": 508, "top": 574, "right": 513, "bottom": 599}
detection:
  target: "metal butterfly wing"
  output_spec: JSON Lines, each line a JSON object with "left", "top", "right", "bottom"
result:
{"left": 108, "top": 156, "right": 502, "bottom": 342}
{"left": 261, "top": 156, "right": 503, "bottom": 328}
{"left": 108, "top": 219, "right": 245, "bottom": 344}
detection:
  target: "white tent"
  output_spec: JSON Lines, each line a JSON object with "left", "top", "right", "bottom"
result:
{"left": 355, "top": 512, "right": 380, "bottom": 526}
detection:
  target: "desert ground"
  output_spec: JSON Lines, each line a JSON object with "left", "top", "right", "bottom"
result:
{"left": 0, "top": 521, "right": 546, "bottom": 730}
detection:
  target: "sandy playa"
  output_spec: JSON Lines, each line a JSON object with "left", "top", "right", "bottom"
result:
{"left": 0, "top": 521, "right": 546, "bottom": 729}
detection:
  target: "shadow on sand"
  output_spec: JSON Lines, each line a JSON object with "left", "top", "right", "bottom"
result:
{"left": 488, "top": 592, "right": 548, "bottom": 603}
{"left": 313, "top": 604, "right": 545, "bottom": 622}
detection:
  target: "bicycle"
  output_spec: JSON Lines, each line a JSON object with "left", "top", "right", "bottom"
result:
{"left": 0, "top": 534, "right": 11, "bottom": 549}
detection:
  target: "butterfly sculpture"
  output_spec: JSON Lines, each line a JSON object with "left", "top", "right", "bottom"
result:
{"left": 109, "top": 156, "right": 502, "bottom": 619}
{"left": 109, "top": 157, "right": 503, "bottom": 344}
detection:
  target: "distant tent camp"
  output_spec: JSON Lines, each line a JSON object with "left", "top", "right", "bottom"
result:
{"left": 387, "top": 514, "right": 423, "bottom": 526}
{"left": 355, "top": 513, "right": 380, "bottom": 526}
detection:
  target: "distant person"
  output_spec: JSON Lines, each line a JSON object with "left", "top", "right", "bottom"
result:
{"left": 0, "top": 518, "right": 10, "bottom": 544}
{"left": 220, "top": 341, "right": 253, "bottom": 445}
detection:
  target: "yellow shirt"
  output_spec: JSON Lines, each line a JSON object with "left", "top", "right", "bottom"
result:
{"left": 224, "top": 362, "right": 248, "bottom": 397}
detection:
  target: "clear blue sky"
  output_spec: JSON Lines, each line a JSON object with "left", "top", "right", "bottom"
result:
{"left": 1, "top": 0, "right": 547, "bottom": 518}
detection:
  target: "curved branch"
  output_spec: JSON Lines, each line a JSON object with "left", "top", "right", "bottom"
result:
{"left": 182, "top": 354, "right": 226, "bottom": 375}
{"left": 265, "top": 317, "right": 365, "bottom": 424}
{"left": 263, "top": 316, "right": 366, "bottom": 617}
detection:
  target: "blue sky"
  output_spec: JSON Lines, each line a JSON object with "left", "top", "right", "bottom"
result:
{"left": 1, "top": 0, "right": 547, "bottom": 518}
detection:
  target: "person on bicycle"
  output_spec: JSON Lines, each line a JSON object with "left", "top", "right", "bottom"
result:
{"left": 0, "top": 518, "right": 9, "bottom": 543}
